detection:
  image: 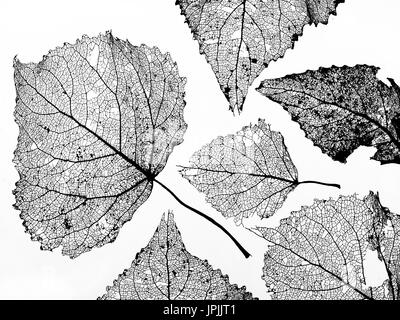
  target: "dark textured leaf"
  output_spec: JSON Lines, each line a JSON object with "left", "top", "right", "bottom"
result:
{"left": 13, "top": 32, "right": 187, "bottom": 258}
{"left": 176, "top": 0, "right": 344, "bottom": 113}
{"left": 180, "top": 119, "right": 339, "bottom": 224}
{"left": 257, "top": 65, "right": 400, "bottom": 165}
{"left": 258, "top": 192, "right": 400, "bottom": 300}
{"left": 99, "top": 212, "right": 255, "bottom": 300}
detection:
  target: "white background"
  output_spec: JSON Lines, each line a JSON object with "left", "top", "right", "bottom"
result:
{"left": 0, "top": 0, "right": 399, "bottom": 300}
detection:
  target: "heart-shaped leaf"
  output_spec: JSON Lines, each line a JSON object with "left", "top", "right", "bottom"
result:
{"left": 13, "top": 32, "right": 187, "bottom": 258}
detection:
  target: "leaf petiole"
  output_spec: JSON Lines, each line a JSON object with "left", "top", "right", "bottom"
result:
{"left": 297, "top": 180, "right": 341, "bottom": 189}
{"left": 153, "top": 178, "right": 251, "bottom": 258}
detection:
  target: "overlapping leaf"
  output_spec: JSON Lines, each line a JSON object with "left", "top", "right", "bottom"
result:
{"left": 99, "top": 212, "right": 255, "bottom": 300}
{"left": 176, "top": 0, "right": 344, "bottom": 113}
{"left": 180, "top": 119, "right": 338, "bottom": 224}
{"left": 13, "top": 32, "right": 187, "bottom": 258}
{"left": 257, "top": 65, "right": 400, "bottom": 164}
{"left": 258, "top": 192, "right": 400, "bottom": 300}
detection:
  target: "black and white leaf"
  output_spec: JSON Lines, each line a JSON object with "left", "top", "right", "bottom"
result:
{"left": 176, "top": 0, "right": 344, "bottom": 113}
{"left": 180, "top": 119, "right": 339, "bottom": 224}
{"left": 257, "top": 192, "right": 400, "bottom": 300}
{"left": 99, "top": 212, "right": 256, "bottom": 300}
{"left": 257, "top": 65, "right": 400, "bottom": 165}
{"left": 13, "top": 32, "right": 187, "bottom": 258}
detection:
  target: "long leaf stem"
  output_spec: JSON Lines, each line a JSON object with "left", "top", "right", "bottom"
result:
{"left": 154, "top": 178, "right": 251, "bottom": 258}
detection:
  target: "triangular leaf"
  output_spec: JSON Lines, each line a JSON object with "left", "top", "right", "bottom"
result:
{"left": 176, "top": 0, "right": 344, "bottom": 113}
{"left": 99, "top": 212, "right": 255, "bottom": 300}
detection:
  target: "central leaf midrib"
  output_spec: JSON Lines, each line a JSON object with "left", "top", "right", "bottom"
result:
{"left": 183, "top": 166, "right": 297, "bottom": 185}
